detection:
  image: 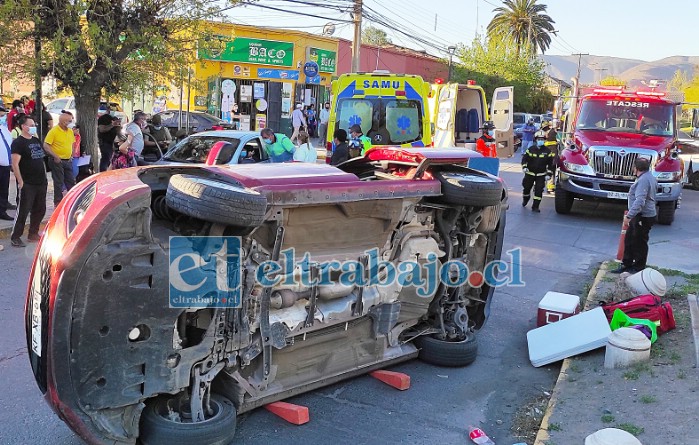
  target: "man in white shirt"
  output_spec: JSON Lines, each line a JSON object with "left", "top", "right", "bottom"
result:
{"left": 0, "top": 106, "right": 16, "bottom": 220}
{"left": 291, "top": 103, "right": 307, "bottom": 144}
{"left": 318, "top": 101, "right": 331, "bottom": 144}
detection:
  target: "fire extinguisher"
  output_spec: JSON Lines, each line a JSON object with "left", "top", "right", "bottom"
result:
{"left": 616, "top": 210, "right": 629, "bottom": 261}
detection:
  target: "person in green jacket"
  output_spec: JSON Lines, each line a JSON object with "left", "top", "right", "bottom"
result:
{"left": 348, "top": 124, "right": 372, "bottom": 157}
{"left": 260, "top": 128, "right": 295, "bottom": 162}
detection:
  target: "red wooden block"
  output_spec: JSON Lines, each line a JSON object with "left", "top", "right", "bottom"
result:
{"left": 370, "top": 370, "right": 411, "bottom": 390}
{"left": 264, "top": 401, "right": 310, "bottom": 425}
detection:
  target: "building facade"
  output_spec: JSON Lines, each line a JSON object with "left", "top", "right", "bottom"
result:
{"left": 336, "top": 39, "right": 448, "bottom": 81}
{"left": 159, "top": 23, "right": 338, "bottom": 135}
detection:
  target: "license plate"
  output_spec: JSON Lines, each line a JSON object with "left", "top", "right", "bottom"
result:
{"left": 607, "top": 191, "right": 628, "bottom": 199}
{"left": 30, "top": 266, "right": 43, "bottom": 357}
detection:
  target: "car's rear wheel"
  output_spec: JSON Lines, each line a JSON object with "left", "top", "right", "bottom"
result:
{"left": 433, "top": 170, "right": 503, "bottom": 207}
{"left": 554, "top": 186, "right": 574, "bottom": 214}
{"left": 166, "top": 174, "right": 267, "bottom": 227}
{"left": 413, "top": 332, "right": 478, "bottom": 367}
{"left": 691, "top": 171, "right": 699, "bottom": 190}
{"left": 140, "top": 393, "right": 237, "bottom": 445}
{"left": 657, "top": 200, "right": 676, "bottom": 225}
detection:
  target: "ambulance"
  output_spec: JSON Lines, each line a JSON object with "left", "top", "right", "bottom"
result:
{"left": 326, "top": 71, "right": 432, "bottom": 156}
{"left": 430, "top": 81, "right": 515, "bottom": 158}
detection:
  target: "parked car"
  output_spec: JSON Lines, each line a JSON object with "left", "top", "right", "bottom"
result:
{"left": 25, "top": 147, "right": 507, "bottom": 445}
{"left": 158, "top": 131, "right": 269, "bottom": 165}
{"left": 157, "top": 130, "right": 326, "bottom": 166}
{"left": 153, "top": 110, "right": 234, "bottom": 136}
{"left": 46, "top": 97, "right": 129, "bottom": 123}
{"left": 513, "top": 112, "right": 528, "bottom": 139}
{"left": 677, "top": 131, "right": 699, "bottom": 189}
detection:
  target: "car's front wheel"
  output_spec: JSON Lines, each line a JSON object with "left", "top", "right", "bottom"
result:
{"left": 691, "top": 171, "right": 699, "bottom": 190}
{"left": 413, "top": 332, "right": 478, "bottom": 367}
{"left": 140, "top": 393, "right": 237, "bottom": 445}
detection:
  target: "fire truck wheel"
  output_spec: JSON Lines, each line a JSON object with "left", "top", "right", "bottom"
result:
{"left": 657, "top": 201, "right": 676, "bottom": 225}
{"left": 554, "top": 187, "right": 574, "bottom": 214}
{"left": 414, "top": 332, "right": 479, "bottom": 367}
{"left": 432, "top": 170, "right": 503, "bottom": 207}
{"left": 166, "top": 174, "right": 267, "bottom": 227}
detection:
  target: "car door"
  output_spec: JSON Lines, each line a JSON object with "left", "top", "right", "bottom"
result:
{"left": 491, "top": 86, "right": 514, "bottom": 158}
{"left": 233, "top": 137, "right": 268, "bottom": 164}
{"left": 433, "top": 83, "right": 458, "bottom": 147}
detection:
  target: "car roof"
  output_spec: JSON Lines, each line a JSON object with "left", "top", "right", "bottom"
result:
{"left": 184, "top": 130, "right": 260, "bottom": 138}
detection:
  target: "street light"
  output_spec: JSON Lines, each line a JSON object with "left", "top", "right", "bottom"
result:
{"left": 447, "top": 45, "right": 457, "bottom": 82}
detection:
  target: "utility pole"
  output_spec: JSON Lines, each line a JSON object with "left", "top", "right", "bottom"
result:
{"left": 572, "top": 53, "right": 589, "bottom": 83}
{"left": 595, "top": 68, "right": 608, "bottom": 84}
{"left": 33, "top": 7, "right": 42, "bottom": 143}
{"left": 569, "top": 53, "right": 589, "bottom": 135}
{"left": 351, "top": 0, "right": 362, "bottom": 73}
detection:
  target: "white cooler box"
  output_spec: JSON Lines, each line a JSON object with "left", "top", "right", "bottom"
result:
{"left": 537, "top": 291, "right": 580, "bottom": 327}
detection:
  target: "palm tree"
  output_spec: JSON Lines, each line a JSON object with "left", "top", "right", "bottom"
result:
{"left": 487, "top": 0, "right": 556, "bottom": 55}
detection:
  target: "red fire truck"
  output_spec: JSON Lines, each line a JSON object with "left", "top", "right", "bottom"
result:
{"left": 556, "top": 86, "right": 683, "bottom": 224}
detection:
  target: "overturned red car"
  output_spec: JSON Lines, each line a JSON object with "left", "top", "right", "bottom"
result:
{"left": 25, "top": 148, "right": 507, "bottom": 444}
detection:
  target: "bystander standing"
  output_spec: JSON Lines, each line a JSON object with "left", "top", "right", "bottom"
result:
{"left": 43, "top": 111, "right": 76, "bottom": 207}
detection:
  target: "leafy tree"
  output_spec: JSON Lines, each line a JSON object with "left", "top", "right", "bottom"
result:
{"left": 599, "top": 76, "right": 627, "bottom": 87}
{"left": 0, "top": 0, "right": 233, "bottom": 167}
{"left": 668, "top": 69, "right": 691, "bottom": 92}
{"left": 362, "top": 26, "right": 392, "bottom": 46}
{"left": 487, "top": 0, "right": 555, "bottom": 55}
{"left": 454, "top": 35, "right": 552, "bottom": 112}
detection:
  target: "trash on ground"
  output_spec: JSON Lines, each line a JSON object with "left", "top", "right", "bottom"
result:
{"left": 604, "top": 327, "right": 651, "bottom": 369}
{"left": 527, "top": 307, "right": 611, "bottom": 367}
{"left": 468, "top": 425, "right": 495, "bottom": 444}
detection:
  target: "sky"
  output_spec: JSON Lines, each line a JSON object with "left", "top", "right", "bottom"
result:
{"left": 224, "top": 0, "right": 697, "bottom": 62}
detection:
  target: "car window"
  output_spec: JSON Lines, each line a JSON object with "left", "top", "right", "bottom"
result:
{"left": 237, "top": 138, "right": 266, "bottom": 164}
{"left": 158, "top": 112, "right": 177, "bottom": 125}
{"left": 163, "top": 136, "right": 240, "bottom": 163}
{"left": 68, "top": 99, "right": 76, "bottom": 110}
{"left": 194, "top": 113, "right": 224, "bottom": 124}
{"left": 531, "top": 115, "right": 541, "bottom": 123}
{"left": 48, "top": 99, "right": 68, "bottom": 112}
{"left": 514, "top": 114, "right": 526, "bottom": 124}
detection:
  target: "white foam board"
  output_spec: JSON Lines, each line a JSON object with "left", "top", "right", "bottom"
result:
{"left": 527, "top": 307, "right": 612, "bottom": 367}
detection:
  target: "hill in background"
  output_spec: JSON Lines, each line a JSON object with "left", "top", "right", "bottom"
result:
{"left": 543, "top": 54, "right": 699, "bottom": 86}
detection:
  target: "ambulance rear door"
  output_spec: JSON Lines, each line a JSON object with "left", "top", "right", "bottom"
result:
{"left": 491, "top": 86, "right": 514, "bottom": 158}
{"left": 433, "top": 83, "right": 458, "bottom": 147}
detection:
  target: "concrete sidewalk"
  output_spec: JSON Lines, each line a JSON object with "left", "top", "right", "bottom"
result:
{"left": 535, "top": 261, "right": 699, "bottom": 445}
{"left": 0, "top": 172, "right": 56, "bottom": 240}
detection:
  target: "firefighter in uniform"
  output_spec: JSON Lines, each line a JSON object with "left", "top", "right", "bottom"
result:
{"left": 476, "top": 122, "right": 497, "bottom": 157}
{"left": 542, "top": 120, "right": 559, "bottom": 193}
{"left": 522, "top": 130, "right": 555, "bottom": 213}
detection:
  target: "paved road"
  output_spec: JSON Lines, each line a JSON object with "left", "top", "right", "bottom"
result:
{"left": 0, "top": 157, "right": 697, "bottom": 444}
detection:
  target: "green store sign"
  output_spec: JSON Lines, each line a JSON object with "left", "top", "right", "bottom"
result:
{"left": 308, "top": 47, "right": 336, "bottom": 73}
{"left": 201, "top": 37, "right": 295, "bottom": 67}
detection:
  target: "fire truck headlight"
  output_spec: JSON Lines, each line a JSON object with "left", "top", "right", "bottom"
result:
{"left": 652, "top": 170, "right": 682, "bottom": 182}
{"left": 563, "top": 161, "right": 594, "bottom": 176}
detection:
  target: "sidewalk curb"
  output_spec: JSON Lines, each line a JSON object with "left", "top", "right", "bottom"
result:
{"left": 533, "top": 261, "right": 611, "bottom": 445}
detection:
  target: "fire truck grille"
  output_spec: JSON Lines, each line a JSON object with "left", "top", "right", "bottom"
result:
{"left": 589, "top": 148, "right": 655, "bottom": 177}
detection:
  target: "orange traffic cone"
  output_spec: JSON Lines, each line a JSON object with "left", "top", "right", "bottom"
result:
{"left": 616, "top": 211, "right": 629, "bottom": 261}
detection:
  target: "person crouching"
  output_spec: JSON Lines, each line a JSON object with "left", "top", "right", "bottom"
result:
{"left": 521, "top": 130, "right": 554, "bottom": 213}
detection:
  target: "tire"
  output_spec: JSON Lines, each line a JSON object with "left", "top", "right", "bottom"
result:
{"left": 413, "top": 332, "right": 478, "bottom": 367}
{"left": 433, "top": 170, "right": 503, "bottom": 207}
{"left": 554, "top": 186, "right": 574, "bottom": 214}
{"left": 657, "top": 201, "right": 676, "bottom": 225}
{"left": 691, "top": 171, "right": 699, "bottom": 190}
{"left": 166, "top": 174, "right": 267, "bottom": 227}
{"left": 140, "top": 393, "right": 237, "bottom": 445}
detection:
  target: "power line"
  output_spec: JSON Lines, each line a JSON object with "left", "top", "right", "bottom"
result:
{"left": 238, "top": 1, "right": 353, "bottom": 23}
{"left": 364, "top": 0, "right": 453, "bottom": 48}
